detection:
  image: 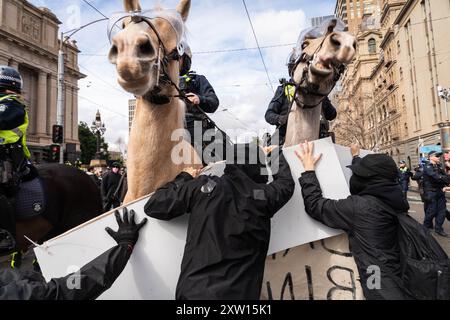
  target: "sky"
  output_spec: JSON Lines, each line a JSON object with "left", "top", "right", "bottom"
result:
{"left": 29, "top": 0, "right": 336, "bottom": 151}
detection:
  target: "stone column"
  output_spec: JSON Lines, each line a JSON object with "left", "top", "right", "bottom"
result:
{"left": 0, "top": 55, "right": 9, "bottom": 65}
{"left": 36, "top": 71, "right": 48, "bottom": 135}
{"left": 65, "top": 84, "right": 73, "bottom": 141}
{"left": 72, "top": 87, "right": 79, "bottom": 142}
{"left": 48, "top": 74, "right": 58, "bottom": 134}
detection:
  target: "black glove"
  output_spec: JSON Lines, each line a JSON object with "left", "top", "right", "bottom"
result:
{"left": 105, "top": 207, "right": 148, "bottom": 249}
{"left": 278, "top": 114, "right": 288, "bottom": 126}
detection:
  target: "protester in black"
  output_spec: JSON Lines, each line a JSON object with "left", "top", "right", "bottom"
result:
{"left": 0, "top": 208, "right": 147, "bottom": 300}
{"left": 144, "top": 144, "right": 295, "bottom": 299}
{"left": 296, "top": 142, "right": 411, "bottom": 300}
{"left": 101, "top": 162, "right": 123, "bottom": 212}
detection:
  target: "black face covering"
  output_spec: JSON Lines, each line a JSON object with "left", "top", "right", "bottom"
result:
{"left": 349, "top": 173, "right": 409, "bottom": 212}
{"left": 226, "top": 143, "right": 268, "bottom": 184}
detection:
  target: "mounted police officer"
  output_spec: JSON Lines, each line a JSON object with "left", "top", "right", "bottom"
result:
{"left": 179, "top": 44, "right": 220, "bottom": 163}
{"left": 422, "top": 151, "right": 450, "bottom": 237}
{"left": 265, "top": 78, "right": 337, "bottom": 146}
{"left": 0, "top": 66, "right": 34, "bottom": 237}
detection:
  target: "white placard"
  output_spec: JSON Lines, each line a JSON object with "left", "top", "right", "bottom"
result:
{"left": 35, "top": 138, "right": 359, "bottom": 300}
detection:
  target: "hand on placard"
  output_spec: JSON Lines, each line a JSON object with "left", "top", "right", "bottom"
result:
{"left": 295, "top": 141, "right": 322, "bottom": 171}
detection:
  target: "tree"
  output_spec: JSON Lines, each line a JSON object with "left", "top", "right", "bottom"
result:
{"left": 78, "top": 122, "right": 109, "bottom": 164}
{"left": 331, "top": 107, "right": 377, "bottom": 151}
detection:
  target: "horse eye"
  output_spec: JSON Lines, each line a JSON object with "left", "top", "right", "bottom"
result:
{"left": 302, "top": 41, "right": 309, "bottom": 50}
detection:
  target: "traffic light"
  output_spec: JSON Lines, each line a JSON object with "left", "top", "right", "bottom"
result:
{"left": 50, "top": 144, "right": 60, "bottom": 162}
{"left": 43, "top": 146, "right": 51, "bottom": 162}
{"left": 52, "top": 125, "right": 64, "bottom": 144}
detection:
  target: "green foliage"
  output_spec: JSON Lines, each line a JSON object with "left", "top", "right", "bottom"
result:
{"left": 78, "top": 122, "right": 109, "bottom": 164}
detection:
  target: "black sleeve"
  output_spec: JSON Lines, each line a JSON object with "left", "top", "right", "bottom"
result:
{"left": 423, "top": 165, "right": 450, "bottom": 186}
{"left": 263, "top": 149, "right": 295, "bottom": 217}
{"left": 196, "top": 75, "right": 220, "bottom": 113}
{"left": 322, "top": 97, "right": 337, "bottom": 121}
{"left": 265, "top": 86, "right": 285, "bottom": 126}
{"left": 299, "top": 171, "right": 355, "bottom": 231}
{"left": 144, "top": 172, "right": 196, "bottom": 221}
{"left": 0, "top": 245, "right": 132, "bottom": 300}
{"left": 0, "top": 99, "right": 26, "bottom": 130}
{"left": 101, "top": 174, "right": 109, "bottom": 198}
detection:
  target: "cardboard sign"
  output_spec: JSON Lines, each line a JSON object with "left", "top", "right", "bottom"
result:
{"left": 35, "top": 138, "right": 363, "bottom": 300}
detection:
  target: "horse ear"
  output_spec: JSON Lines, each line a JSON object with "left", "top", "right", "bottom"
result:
{"left": 326, "top": 19, "right": 338, "bottom": 35}
{"left": 123, "top": 0, "right": 141, "bottom": 12}
{"left": 176, "top": 0, "right": 191, "bottom": 22}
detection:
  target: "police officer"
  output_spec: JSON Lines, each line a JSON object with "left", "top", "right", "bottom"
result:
{"left": 264, "top": 78, "right": 337, "bottom": 145}
{"left": 422, "top": 151, "right": 450, "bottom": 237}
{"left": 0, "top": 66, "right": 33, "bottom": 236}
{"left": 179, "top": 44, "right": 220, "bottom": 162}
{"left": 398, "top": 160, "right": 412, "bottom": 199}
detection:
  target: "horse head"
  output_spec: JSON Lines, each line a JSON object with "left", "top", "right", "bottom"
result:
{"left": 289, "top": 19, "right": 356, "bottom": 108}
{"left": 108, "top": 0, "right": 191, "bottom": 100}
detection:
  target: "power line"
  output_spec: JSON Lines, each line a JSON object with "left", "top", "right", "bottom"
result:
{"left": 78, "top": 42, "right": 297, "bottom": 57}
{"left": 78, "top": 94, "right": 128, "bottom": 118}
{"left": 78, "top": 64, "right": 128, "bottom": 96}
{"left": 81, "top": 0, "right": 108, "bottom": 19}
{"left": 242, "top": 0, "right": 274, "bottom": 93}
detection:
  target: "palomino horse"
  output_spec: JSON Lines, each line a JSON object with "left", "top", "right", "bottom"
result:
{"left": 262, "top": 19, "right": 363, "bottom": 300}
{"left": 4, "top": 164, "right": 102, "bottom": 265}
{"left": 109, "top": 0, "right": 201, "bottom": 203}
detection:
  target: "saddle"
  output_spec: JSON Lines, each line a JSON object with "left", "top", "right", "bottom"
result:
{"left": 14, "top": 175, "right": 46, "bottom": 220}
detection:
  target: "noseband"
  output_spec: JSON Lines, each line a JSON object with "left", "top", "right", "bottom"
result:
{"left": 288, "top": 35, "right": 346, "bottom": 109}
{"left": 127, "top": 16, "right": 185, "bottom": 105}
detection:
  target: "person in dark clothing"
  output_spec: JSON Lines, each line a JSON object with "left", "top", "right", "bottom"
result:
{"left": 179, "top": 44, "right": 220, "bottom": 162}
{"left": 296, "top": 142, "right": 411, "bottom": 300}
{"left": 422, "top": 151, "right": 450, "bottom": 237}
{"left": 398, "top": 160, "right": 413, "bottom": 199}
{"left": 265, "top": 80, "right": 337, "bottom": 145}
{"left": 101, "top": 162, "right": 123, "bottom": 212}
{"left": 0, "top": 208, "right": 147, "bottom": 300}
{"left": 144, "top": 144, "right": 295, "bottom": 300}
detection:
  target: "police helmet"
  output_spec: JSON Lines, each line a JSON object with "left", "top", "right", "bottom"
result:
{"left": 180, "top": 43, "right": 192, "bottom": 76}
{"left": 0, "top": 65, "right": 22, "bottom": 93}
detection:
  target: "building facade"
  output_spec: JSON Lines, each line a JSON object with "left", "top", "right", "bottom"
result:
{"left": 334, "top": 0, "right": 450, "bottom": 167}
{"left": 311, "top": 15, "right": 336, "bottom": 28}
{"left": 0, "top": 0, "right": 84, "bottom": 162}
{"left": 335, "top": 0, "right": 382, "bottom": 34}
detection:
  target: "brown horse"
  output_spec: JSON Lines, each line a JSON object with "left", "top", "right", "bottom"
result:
{"left": 10, "top": 164, "right": 102, "bottom": 257}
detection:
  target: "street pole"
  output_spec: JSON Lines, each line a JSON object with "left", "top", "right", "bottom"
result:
{"left": 56, "top": 32, "right": 65, "bottom": 164}
{"left": 54, "top": 18, "right": 108, "bottom": 165}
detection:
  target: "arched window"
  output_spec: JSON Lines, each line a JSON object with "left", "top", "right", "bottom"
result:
{"left": 368, "top": 38, "right": 377, "bottom": 54}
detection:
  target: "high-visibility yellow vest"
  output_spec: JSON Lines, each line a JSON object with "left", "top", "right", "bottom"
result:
{"left": 0, "top": 94, "right": 30, "bottom": 158}
{"left": 284, "top": 84, "right": 295, "bottom": 103}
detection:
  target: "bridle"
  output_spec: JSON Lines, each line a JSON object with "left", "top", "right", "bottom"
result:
{"left": 124, "top": 15, "right": 188, "bottom": 105}
{"left": 288, "top": 33, "right": 346, "bottom": 110}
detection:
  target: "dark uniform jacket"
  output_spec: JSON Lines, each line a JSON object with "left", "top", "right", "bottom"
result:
{"left": 422, "top": 163, "right": 450, "bottom": 195}
{"left": 398, "top": 167, "right": 413, "bottom": 191}
{"left": 0, "top": 244, "right": 132, "bottom": 300}
{"left": 144, "top": 150, "right": 295, "bottom": 300}
{"left": 0, "top": 94, "right": 26, "bottom": 131}
{"left": 299, "top": 157, "right": 411, "bottom": 300}
{"left": 182, "top": 72, "right": 219, "bottom": 124}
{"left": 265, "top": 85, "right": 337, "bottom": 141}
{"left": 101, "top": 171, "right": 122, "bottom": 202}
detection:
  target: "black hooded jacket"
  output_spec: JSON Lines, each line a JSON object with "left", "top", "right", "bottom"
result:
{"left": 0, "top": 244, "right": 132, "bottom": 300}
{"left": 299, "top": 156, "right": 411, "bottom": 300}
{"left": 265, "top": 85, "right": 337, "bottom": 140}
{"left": 144, "top": 150, "right": 295, "bottom": 300}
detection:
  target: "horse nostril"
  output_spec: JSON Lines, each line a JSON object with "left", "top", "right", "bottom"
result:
{"left": 108, "top": 44, "right": 118, "bottom": 64}
{"left": 353, "top": 41, "right": 357, "bottom": 50}
{"left": 330, "top": 34, "right": 341, "bottom": 48}
{"left": 138, "top": 39, "right": 154, "bottom": 57}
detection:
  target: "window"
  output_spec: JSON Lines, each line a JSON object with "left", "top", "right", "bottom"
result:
{"left": 368, "top": 38, "right": 377, "bottom": 54}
